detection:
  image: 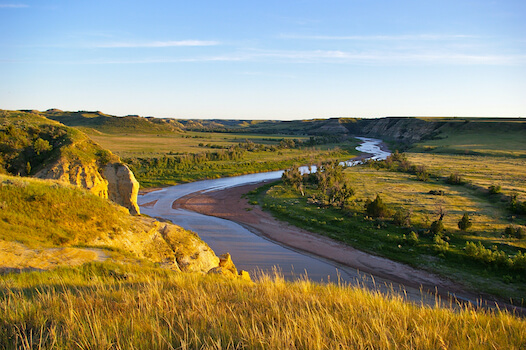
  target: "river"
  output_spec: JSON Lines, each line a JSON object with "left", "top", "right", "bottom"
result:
{"left": 137, "top": 138, "right": 413, "bottom": 289}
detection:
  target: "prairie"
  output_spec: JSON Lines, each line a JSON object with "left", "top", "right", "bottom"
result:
{"left": 1, "top": 262, "right": 525, "bottom": 349}
{"left": 2, "top": 111, "right": 525, "bottom": 348}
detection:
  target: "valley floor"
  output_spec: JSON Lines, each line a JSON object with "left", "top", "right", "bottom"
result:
{"left": 173, "top": 182, "right": 523, "bottom": 313}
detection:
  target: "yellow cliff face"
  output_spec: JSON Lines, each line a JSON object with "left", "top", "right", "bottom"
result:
{"left": 103, "top": 162, "right": 140, "bottom": 215}
{"left": 35, "top": 159, "right": 140, "bottom": 215}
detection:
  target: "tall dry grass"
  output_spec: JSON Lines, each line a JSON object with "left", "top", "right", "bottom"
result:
{"left": 1, "top": 263, "right": 524, "bottom": 349}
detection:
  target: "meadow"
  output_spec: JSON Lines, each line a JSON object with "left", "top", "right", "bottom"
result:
{"left": 1, "top": 261, "right": 525, "bottom": 349}
{"left": 3, "top": 174, "right": 524, "bottom": 349}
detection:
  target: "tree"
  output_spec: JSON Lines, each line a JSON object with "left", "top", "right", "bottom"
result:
{"left": 457, "top": 213, "right": 472, "bottom": 231}
{"left": 393, "top": 208, "right": 411, "bottom": 227}
{"left": 33, "top": 138, "right": 52, "bottom": 155}
{"left": 327, "top": 180, "right": 354, "bottom": 208}
{"left": 430, "top": 219, "right": 444, "bottom": 235}
{"left": 365, "top": 194, "right": 390, "bottom": 218}
{"left": 282, "top": 165, "right": 304, "bottom": 196}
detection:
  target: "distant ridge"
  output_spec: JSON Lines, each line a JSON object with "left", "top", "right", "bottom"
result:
{"left": 16, "top": 109, "right": 526, "bottom": 145}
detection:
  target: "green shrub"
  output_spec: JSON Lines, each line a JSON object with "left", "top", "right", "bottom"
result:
{"left": 33, "top": 138, "right": 52, "bottom": 155}
{"left": 457, "top": 213, "right": 472, "bottom": 231}
{"left": 428, "top": 190, "right": 445, "bottom": 196}
{"left": 433, "top": 234, "right": 449, "bottom": 253}
{"left": 504, "top": 225, "right": 525, "bottom": 239}
{"left": 392, "top": 208, "right": 411, "bottom": 227}
{"left": 415, "top": 165, "right": 429, "bottom": 182}
{"left": 463, "top": 241, "right": 525, "bottom": 271}
{"left": 430, "top": 219, "right": 444, "bottom": 235}
{"left": 408, "top": 231, "right": 419, "bottom": 245}
{"left": 365, "top": 194, "right": 390, "bottom": 218}
{"left": 446, "top": 173, "right": 463, "bottom": 185}
{"left": 488, "top": 185, "right": 501, "bottom": 195}
{"left": 508, "top": 193, "right": 526, "bottom": 215}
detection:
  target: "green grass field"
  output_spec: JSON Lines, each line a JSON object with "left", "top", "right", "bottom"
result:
{"left": 410, "top": 124, "right": 526, "bottom": 157}
{"left": 83, "top": 130, "right": 311, "bottom": 158}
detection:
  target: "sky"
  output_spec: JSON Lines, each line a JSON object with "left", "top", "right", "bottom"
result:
{"left": 1, "top": 1, "right": 525, "bottom": 120}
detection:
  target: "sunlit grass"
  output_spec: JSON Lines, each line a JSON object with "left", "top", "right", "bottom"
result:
{"left": 254, "top": 161, "right": 526, "bottom": 300}
{"left": 1, "top": 262, "right": 524, "bottom": 349}
{"left": 84, "top": 130, "right": 310, "bottom": 158}
{"left": 407, "top": 153, "right": 526, "bottom": 203}
{"left": 0, "top": 175, "right": 131, "bottom": 247}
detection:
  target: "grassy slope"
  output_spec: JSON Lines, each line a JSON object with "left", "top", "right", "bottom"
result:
{"left": 0, "top": 174, "right": 215, "bottom": 272}
{"left": 42, "top": 110, "right": 182, "bottom": 135}
{"left": 1, "top": 115, "right": 525, "bottom": 348}
{"left": 0, "top": 175, "right": 131, "bottom": 247}
{"left": 1, "top": 262, "right": 525, "bottom": 349}
{"left": 0, "top": 110, "right": 119, "bottom": 177}
{"left": 411, "top": 122, "right": 526, "bottom": 157}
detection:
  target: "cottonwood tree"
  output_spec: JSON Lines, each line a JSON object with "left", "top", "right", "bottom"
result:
{"left": 282, "top": 165, "right": 304, "bottom": 196}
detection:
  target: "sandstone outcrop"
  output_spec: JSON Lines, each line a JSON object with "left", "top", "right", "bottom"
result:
{"left": 103, "top": 163, "right": 140, "bottom": 215}
{"left": 35, "top": 159, "right": 140, "bottom": 215}
{"left": 208, "top": 253, "right": 252, "bottom": 281}
{"left": 35, "top": 159, "right": 108, "bottom": 198}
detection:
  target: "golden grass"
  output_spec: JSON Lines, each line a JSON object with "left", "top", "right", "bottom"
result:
{"left": 1, "top": 263, "right": 524, "bottom": 349}
{"left": 345, "top": 166, "right": 510, "bottom": 238}
{"left": 83, "top": 130, "right": 309, "bottom": 158}
{"left": 407, "top": 153, "right": 526, "bottom": 202}
{"left": 0, "top": 240, "right": 105, "bottom": 271}
{"left": 0, "top": 175, "right": 132, "bottom": 247}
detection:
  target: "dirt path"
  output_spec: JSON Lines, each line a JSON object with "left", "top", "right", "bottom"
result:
{"left": 175, "top": 182, "right": 496, "bottom": 306}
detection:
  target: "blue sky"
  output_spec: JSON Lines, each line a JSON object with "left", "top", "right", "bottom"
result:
{"left": 1, "top": 1, "right": 525, "bottom": 119}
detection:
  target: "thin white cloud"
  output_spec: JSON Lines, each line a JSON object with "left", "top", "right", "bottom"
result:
{"left": 63, "top": 50, "right": 526, "bottom": 66}
{"left": 95, "top": 40, "right": 220, "bottom": 48}
{"left": 0, "top": 4, "right": 28, "bottom": 8}
{"left": 280, "top": 34, "right": 478, "bottom": 41}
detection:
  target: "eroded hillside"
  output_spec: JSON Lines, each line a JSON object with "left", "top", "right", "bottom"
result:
{"left": 0, "top": 110, "right": 140, "bottom": 214}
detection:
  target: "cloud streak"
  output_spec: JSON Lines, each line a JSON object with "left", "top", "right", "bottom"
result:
{"left": 280, "top": 34, "right": 478, "bottom": 41}
{"left": 95, "top": 40, "right": 220, "bottom": 48}
{"left": 55, "top": 49, "right": 526, "bottom": 66}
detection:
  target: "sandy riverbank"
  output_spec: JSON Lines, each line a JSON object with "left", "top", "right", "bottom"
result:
{"left": 174, "top": 182, "right": 481, "bottom": 302}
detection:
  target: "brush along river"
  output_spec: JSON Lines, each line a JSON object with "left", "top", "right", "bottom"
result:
{"left": 138, "top": 138, "right": 487, "bottom": 307}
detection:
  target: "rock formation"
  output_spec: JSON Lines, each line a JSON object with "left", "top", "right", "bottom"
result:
{"left": 35, "top": 158, "right": 140, "bottom": 215}
{"left": 103, "top": 163, "right": 140, "bottom": 215}
{"left": 208, "top": 253, "right": 252, "bottom": 281}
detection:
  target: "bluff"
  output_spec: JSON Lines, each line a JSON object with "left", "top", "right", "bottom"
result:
{"left": 340, "top": 117, "right": 526, "bottom": 144}
{"left": 0, "top": 174, "right": 249, "bottom": 279}
{"left": 0, "top": 110, "right": 140, "bottom": 215}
